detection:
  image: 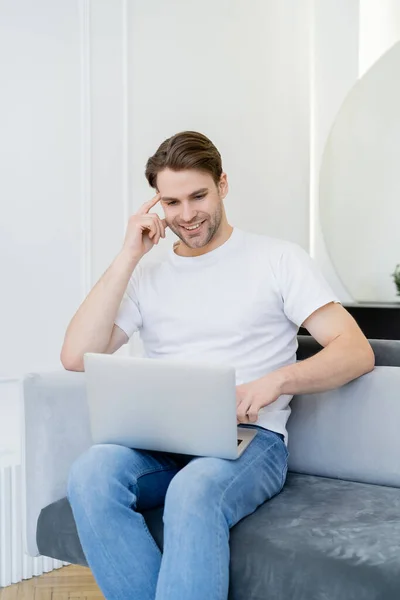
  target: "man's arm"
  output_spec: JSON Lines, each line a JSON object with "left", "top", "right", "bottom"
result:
{"left": 236, "top": 302, "right": 375, "bottom": 423}
{"left": 60, "top": 250, "right": 138, "bottom": 372}
{"left": 61, "top": 194, "right": 166, "bottom": 372}
{"left": 277, "top": 302, "right": 375, "bottom": 395}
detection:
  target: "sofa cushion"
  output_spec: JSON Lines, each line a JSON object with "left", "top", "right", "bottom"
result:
{"left": 37, "top": 473, "right": 400, "bottom": 599}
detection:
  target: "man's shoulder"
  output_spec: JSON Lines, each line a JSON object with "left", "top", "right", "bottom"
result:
{"left": 240, "top": 229, "right": 304, "bottom": 260}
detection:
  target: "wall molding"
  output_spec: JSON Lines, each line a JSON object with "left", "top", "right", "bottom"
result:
{"left": 79, "top": 0, "right": 92, "bottom": 297}
{"left": 122, "top": 0, "right": 130, "bottom": 233}
{"left": 121, "top": 0, "right": 137, "bottom": 358}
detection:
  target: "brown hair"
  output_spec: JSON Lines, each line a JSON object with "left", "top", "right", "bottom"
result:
{"left": 145, "top": 131, "right": 223, "bottom": 189}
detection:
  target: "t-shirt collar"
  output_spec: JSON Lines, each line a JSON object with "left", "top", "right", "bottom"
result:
{"left": 168, "top": 227, "right": 242, "bottom": 268}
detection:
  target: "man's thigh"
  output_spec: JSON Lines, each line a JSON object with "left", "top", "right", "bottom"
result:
{"left": 165, "top": 427, "right": 288, "bottom": 527}
{"left": 68, "top": 443, "right": 186, "bottom": 512}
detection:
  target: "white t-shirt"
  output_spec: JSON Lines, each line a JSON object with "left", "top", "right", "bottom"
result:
{"left": 114, "top": 228, "right": 338, "bottom": 442}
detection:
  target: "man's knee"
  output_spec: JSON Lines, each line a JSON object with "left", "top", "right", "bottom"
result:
{"left": 67, "top": 444, "right": 135, "bottom": 502}
{"left": 163, "top": 458, "right": 224, "bottom": 520}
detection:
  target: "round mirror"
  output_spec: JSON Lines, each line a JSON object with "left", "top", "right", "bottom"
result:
{"left": 320, "top": 41, "right": 400, "bottom": 303}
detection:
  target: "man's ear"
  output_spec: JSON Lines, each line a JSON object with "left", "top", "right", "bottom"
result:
{"left": 219, "top": 172, "right": 229, "bottom": 199}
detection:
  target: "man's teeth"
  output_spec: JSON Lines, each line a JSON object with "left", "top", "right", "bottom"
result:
{"left": 184, "top": 222, "right": 203, "bottom": 230}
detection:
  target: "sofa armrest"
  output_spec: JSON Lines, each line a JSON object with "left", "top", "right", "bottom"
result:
{"left": 22, "top": 370, "right": 92, "bottom": 557}
{"left": 288, "top": 366, "right": 400, "bottom": 487}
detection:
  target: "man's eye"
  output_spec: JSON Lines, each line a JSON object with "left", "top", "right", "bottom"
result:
{"left": 167, "top": 201, "right": 177, "bottom": 206}
{"left": 194, "top": 195, "right": 205, "bottom": 200}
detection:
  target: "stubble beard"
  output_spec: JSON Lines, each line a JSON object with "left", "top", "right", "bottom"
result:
{"left": 170, "top": 203, "right": 223, "bottom": 250}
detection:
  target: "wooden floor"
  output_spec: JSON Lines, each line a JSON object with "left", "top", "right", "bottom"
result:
{"left": 0, "top": 566, "right": 104, "bottom": 600}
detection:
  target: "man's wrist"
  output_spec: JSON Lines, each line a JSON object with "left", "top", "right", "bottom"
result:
{"left": 269, "top": 367, "right": 292, "bottom": 397}
{"left": 118, "top": 248, "right": 142, "bottom": 269}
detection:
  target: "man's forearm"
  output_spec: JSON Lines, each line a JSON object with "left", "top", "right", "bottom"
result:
{"left": 274, "top": 334, "right": 375, "bottom": 396}
{"left": 61, "top": 250, "right": 139, "bottom": 366}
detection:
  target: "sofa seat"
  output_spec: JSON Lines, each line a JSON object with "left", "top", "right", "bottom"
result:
{"left": 37, "top": 472, "right": 400, "bottom": 600}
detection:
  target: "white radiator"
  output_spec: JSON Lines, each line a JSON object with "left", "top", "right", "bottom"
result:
{"left": 0, "top": 462, "right": 69, "bottom": 588}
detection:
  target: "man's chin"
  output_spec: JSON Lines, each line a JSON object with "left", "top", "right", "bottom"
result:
{"left": 179, "top": 236, "right": 207, "bottom": 249}
{"left": 172, "top": 224, "right": 212, "bottom": 248}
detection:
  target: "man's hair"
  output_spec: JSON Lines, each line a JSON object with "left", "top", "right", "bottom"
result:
{"left": 145, "top": 131, "right": 223, "bottom": 189}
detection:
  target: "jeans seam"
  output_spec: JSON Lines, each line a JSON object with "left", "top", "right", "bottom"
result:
{"left": 280, "top": 462, "right": 288, "bottom": 491}
{"left": 217, "top": 507, "right": 223, "bottom": 600}
{"left": 280, "top": 446, "right": 289, "bottom": 490}
{"left": 129, "top": 465, "right": 179, "bottom": 553}
{"left": 215, "top": 436, "right": 287, "bottom": 599}
{"left": 220, "top": 437, "right": 285, "bottom": 527}
{"left": 140, "top": 514, "right": 163, "bottom": 554}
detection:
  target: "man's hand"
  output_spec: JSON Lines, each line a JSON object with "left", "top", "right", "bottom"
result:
{"left": 236, "top": 372, "right": 283, "bottom": 424}
{"left": 122, "top": 193, "right": 168, "bottom": 261}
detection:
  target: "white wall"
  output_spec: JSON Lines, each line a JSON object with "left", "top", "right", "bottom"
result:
{"left": 128, "top": 0, "right": 311, "bottom": 252}
{"left": 359, "top": 0, "right": 400, "bottom": 76}
{"left": 0, "top": 0, "right": 84, "bottom": 380}
{"left": 5, "top": 0, "right": 397, "bottom": 395}
{"left": 5, "top": 2, "right": 399, "bottom": 388}
{"left": 3, "top": 1, "right": 379, "bottom": 442}
{"left": 89, "top": 0, "right": 131, "bottom": 284}
{"left": 0, "top": 0, "right": 312, "bottom": 446}
{"left": 310, "top": 0, "right": 359, "bottom": 302}
{"left": 0, "top": 0, "right": 94, "bottom": 465}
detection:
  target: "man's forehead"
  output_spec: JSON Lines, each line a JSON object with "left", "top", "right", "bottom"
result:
{"left": 157, "top": 168, "right": 213, "bottom": 191}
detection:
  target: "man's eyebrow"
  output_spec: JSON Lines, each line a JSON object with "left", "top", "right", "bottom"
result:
{"left": 161, "top": 188, "right": 208, "bottom": 202}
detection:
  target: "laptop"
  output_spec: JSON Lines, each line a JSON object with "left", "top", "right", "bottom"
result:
{"left": 83, "top": 352, "right": 257, "bottom": 460}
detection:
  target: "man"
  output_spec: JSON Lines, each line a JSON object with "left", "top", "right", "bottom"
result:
{"left": 62, "top": 131, "right": 374, "bottom": 600}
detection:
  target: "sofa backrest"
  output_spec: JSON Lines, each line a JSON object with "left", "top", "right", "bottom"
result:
{"left": 288, "top": 362, "right": 400, "bottom": 487}
{"left": 297, "top": 335, "right": 400, "bottom": 366}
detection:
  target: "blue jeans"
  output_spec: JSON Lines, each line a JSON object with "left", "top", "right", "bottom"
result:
{"left": 67, "top": 425, "right": 288, "bottom": 600}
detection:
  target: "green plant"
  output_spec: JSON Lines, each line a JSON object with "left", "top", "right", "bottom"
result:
{"left": 392, "top": 264, "right": 400, "bottom": 296}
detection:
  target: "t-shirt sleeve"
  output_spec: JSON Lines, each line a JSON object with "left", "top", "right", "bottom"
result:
{"left": 275, "top": 242, "right": 340, "bottom": 327}
{"left": 114, "top": 270, "right": 143, "bottom": 339}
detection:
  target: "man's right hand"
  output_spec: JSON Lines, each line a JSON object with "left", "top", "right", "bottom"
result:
{"left": 122, "top": 193, "right": 168, "bottom": 260}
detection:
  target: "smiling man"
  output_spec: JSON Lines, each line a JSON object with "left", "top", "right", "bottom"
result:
{"left": 62, "top": 131, "right": 374, "bottom": 600}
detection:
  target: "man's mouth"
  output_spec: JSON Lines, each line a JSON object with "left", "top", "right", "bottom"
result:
{"left": 181, "top": 220, "right": 206, "bottom": 232}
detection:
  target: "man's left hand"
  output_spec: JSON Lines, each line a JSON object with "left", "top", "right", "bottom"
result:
{"left": 236, "top": 372, "right": 283, "bottom": 424}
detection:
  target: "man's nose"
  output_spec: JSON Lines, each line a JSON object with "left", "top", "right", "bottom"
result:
{"left": 181, "top": 203, "right": 197, "bottom": 223}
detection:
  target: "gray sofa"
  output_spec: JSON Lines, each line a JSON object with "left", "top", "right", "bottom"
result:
{"left": 22, "top": 336, "right": 400, "bottom": 599}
